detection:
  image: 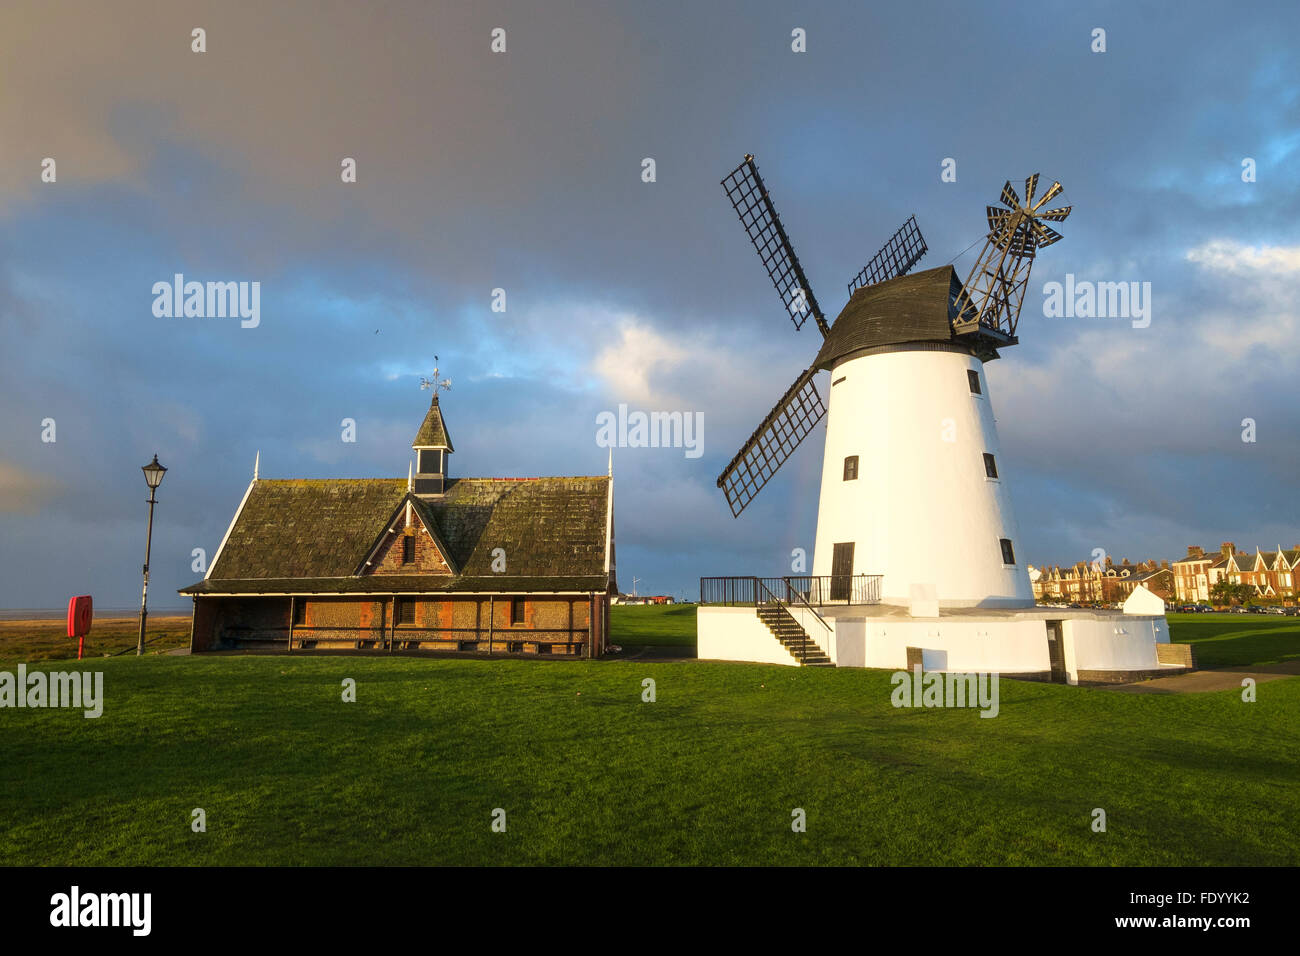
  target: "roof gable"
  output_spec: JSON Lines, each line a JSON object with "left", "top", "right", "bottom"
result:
{"left": 356, "top": 494, "right": 460, "bottom": 576}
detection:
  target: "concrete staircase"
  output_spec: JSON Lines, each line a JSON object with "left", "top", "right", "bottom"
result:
{"left": 756, "top": 604, "right": 834, "bottom": 667}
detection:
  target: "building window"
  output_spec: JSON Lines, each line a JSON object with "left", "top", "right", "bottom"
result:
{"left": 396, "top": 598, "right": 415, "bottom": 625}
{"left": 402, "top": 535, "right": 415, "bottom": 564}
{"left": 511, "top": 597, "right": 526, "bottom": 625}
{"left": 292, "top": 600, "right": 306, "bottom": 625}
{"left": 967, "top": 369, "right": 982, "bottom": 394}
{"left": 418, "top": 449, "right": 442, "bottom": 474}
{"left": 843, "top": 455, "right": 859, "bottom": 481}
{"left": 983, "top": 453, "right": 998, "bottom": 478}
{"left": 1000, "top": 538, "right": 1016, "bottom": 566}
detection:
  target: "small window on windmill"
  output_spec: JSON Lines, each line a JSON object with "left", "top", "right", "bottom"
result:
{"left": 983, "top": 453, "right": 998, "bottom": 478}
{"left": 967, "top": 370, "right": 982, "bottom": 394}
{"left": 1000, "top": 538, "right": 1016, "bottom": 566}
{"left": 511, "top": 597, "right": 526, "bottom": 625}
{"left": 843, "top": 456, "right": 859, "bottom": 481}
{"left": 402, "top": 535, "right": 415, "bottom": 564}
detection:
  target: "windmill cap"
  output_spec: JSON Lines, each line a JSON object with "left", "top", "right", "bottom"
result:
{"left": 814, "top": 265, "right": 1007, "bottom": 369}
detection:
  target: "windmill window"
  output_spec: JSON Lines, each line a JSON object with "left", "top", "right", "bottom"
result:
{"left": 1000, "top": 538, "right": 1016, "bottom": 566}
{"left": 983, "top": 453, "right": 998, "bottom": 478}
{"left": 843, "top": 455, "right": 859, "bottom": 481}
{"left": 967, "top": 370, "right": 982, "bottom": 394}
{"left": 402, "top": 536, "right": 415, "bottom": 564}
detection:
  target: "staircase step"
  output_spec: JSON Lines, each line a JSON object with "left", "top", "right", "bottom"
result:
{"left": 755, "top": 604, "right": 833, "bottom": 667}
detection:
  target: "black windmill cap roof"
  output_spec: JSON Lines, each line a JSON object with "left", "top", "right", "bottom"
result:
{"left": 812, "top": 265, "right": 1014, "bottom": 370}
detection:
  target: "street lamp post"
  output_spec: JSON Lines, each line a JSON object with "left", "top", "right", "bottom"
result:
{"left": 138, "top": 454, "right": 167, "bottom": 657}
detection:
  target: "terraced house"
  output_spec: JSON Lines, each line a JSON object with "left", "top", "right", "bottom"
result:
{"left": 1029, "top": 558, "right": 1174, "bottom": 604}
{"left": 180, "top": 394, "right": 617, "bottom": 656}
{"left": 1199, "top": 542, "right": 1300, "bottom": 603}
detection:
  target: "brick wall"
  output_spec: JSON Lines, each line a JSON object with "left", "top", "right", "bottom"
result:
{"left": 367, "top": 521, "right": 453, "bottom": 576}
{"left": 194, "top": 593, "right": 599, "bottom": 655}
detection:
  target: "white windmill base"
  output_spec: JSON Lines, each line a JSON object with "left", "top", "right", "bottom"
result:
{"left": 697, "top": 604, "right": 1184, "bottom": 685}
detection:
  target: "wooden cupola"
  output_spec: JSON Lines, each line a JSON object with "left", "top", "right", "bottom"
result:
{"left": 412, "top": 394, "right": 454, "bottom": 496}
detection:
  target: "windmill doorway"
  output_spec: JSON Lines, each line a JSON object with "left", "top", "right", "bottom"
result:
{"left": 1046, "top": 620, "right": 1067, "bottom": 683}
{"left": 831, "top": 542, "right": 855, "bottom": 601}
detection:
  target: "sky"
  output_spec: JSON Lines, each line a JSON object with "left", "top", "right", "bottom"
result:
{"left": 1, "top": 0, "right": 1298, "bottom": 608}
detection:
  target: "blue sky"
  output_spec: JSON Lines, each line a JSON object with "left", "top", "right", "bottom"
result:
{"left": 1, "top": 0, "right": 1298, "bottom": 608}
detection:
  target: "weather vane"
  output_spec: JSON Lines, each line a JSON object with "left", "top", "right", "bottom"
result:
{"left": 420, "top": 354, "right": 452, "bottom": 396}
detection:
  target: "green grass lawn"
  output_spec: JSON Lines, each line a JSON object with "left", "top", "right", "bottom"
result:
{"left": 1, "top": 651, "right": 1295, "bottom": 866}
{"left": 1164, "top": 612, "right": 1300, "bottom": 669}
{"left": 610, "top": 603, "right": 696, "bottom": 646}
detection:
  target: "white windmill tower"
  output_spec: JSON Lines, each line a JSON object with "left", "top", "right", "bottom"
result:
{"left": 716, "top": 157, "right": 1071, "bottom": 610}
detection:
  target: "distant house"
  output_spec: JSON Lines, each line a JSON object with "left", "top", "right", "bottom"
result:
{"left": 180, "top": 394, "right": 617, "bottom": 656}
{"left": 1030, "top": 557, "right": 1173, "bottom": 603}
{"left": 1172, "top": 546, "right": 1215, "bottom": 603}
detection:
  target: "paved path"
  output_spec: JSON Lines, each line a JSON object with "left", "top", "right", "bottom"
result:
{"left": 1108, "top": 660, "right": 1300, "bottom": 694}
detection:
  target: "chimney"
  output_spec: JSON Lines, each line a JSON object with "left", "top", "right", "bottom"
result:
{"left": 1220, "top": 542, "right": 1235, "bottom": 557}
{"left": 1186, "top": 545, "right": 1204, "bottom": 558}
{"left": 1161, "top": 560, "right": 1170, "bottom": 570}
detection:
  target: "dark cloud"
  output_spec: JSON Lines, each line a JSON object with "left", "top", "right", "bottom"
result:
{"left": 1, "top": 0, "right": 1298, "bottom": 605}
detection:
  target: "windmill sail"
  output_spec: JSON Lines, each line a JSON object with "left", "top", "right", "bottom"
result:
{"left": 847, "top": 215, "right": 929, "bottom": 296}
{"left": 721, "top": 155, "right": 829, "bottom": 337}
{"left": 717, "top": 365, "right": 826, "bottom": 518}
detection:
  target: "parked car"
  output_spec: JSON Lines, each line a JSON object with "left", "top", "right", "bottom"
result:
{"left": 1267, "top": 606, "right": 1286, "bottom": 615}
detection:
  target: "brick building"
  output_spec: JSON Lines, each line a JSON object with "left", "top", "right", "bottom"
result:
{"left": 1030, "top": 558, "right": 1174, "bottom": 604}
{"left": 1171, "top": 546, "right": 1215, "bottom": 602}
{"left": 1037, "top": 541, "right": 1300, "bottom": 606}
{"left": 1189, "top": 542, "right": 1300, "bottom": 603}
{"left": 180, "top": 394, "right": 617, "bottom": 656}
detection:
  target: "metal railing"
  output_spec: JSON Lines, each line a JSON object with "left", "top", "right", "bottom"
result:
{"left": 753, "top": 578, "right": 832, "bottom": 665}
{"left": 700, "top": 574, "right": 881, "bottom": 606}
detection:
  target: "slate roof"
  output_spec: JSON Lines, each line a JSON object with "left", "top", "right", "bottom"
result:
{"left": 413, "top": 396, "right": 454, "bottom": 450}
{"left": 1211, "top": 552, "right": 1255, "bottom": 572}
{"left": 182, "top": 475, "right": 611, "bottom": 595}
